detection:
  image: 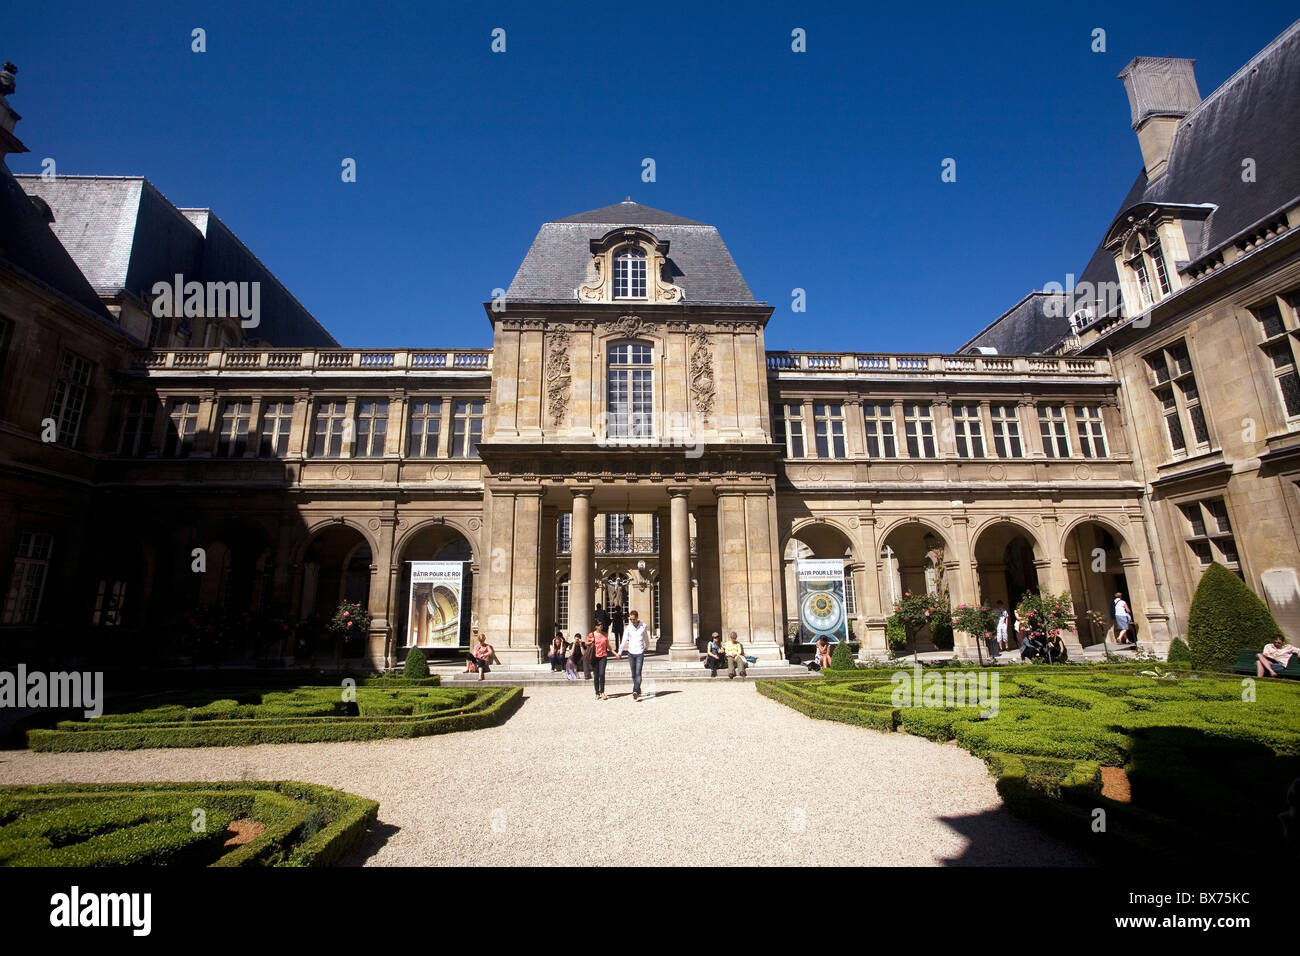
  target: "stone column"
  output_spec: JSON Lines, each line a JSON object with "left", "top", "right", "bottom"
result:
{"left": 949, "top": 515, "right": 979, "bottom": 657}
{"left": 695, "top": 501, "right": 721, "bottom": 648}
{"left": 656, "top": 505, "right": 672, "bottom": 651}
{"left": 570, "top": 487, "right": 594, "bottom": 643}
{"left": 668, "top": 486, "right": 697, "bottom": 660}
{"left": 367, "top": 516, "right": 396, "bottom": 671}
{"left": 857, "top": 517, "right": 889, "bottom": 660}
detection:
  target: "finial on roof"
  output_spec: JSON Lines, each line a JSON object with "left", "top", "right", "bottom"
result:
{"left": 623, "top": 196, "right": 632, "bottom": 203}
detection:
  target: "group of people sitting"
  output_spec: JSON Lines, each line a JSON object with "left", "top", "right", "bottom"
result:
{"left": 702, "top": 632, "right": 751, "bottom": 678}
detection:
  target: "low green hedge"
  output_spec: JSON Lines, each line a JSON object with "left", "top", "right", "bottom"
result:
{"left": 759, "top": 667, "right": 1300, "bottom": 865}
{"left": 28, "top": 685, "right": 523, "bottom": 752}
{"left": 0, "top": 781, "right": 378, "bottom": 867}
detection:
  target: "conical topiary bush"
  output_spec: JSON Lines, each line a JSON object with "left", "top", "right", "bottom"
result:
{"left": 830, "top": 640, "right": 855, "bottom": 670}
{"left": 1185, "top": 562, "right": 1280, "bottom": 670}
{"left": 1166, "top": 637, "right": 1192, "bottom": 666}
{"left": 403, "top": 645, "right": 430, "bottom": 678}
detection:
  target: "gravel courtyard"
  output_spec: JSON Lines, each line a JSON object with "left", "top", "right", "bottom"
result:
{"left": 0, "top": 682, "right": 1088, "bottom": 866}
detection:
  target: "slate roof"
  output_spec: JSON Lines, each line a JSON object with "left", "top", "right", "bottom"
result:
{"left": 962, "top": 17, "right": 1300, "bottom": 353}
{"left": 0, "top": 164, "right": 116, "bottom": 323}
{"left": 506, "top": 200, "right": 757, "bottom": 305}
{"left": 15, "top": 175, "right": 338, "bottom": 348}
{"left": 957, "top": 292, "right": 1072, "bottom": 356}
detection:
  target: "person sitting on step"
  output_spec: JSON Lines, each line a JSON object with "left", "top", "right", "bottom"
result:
{"left": 724, "top": 632, "right": 748, "bottom": 678}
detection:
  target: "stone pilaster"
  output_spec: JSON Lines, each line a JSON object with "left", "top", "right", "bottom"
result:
{"left": 668, "top": 486, "right": 697, "bottom": 660}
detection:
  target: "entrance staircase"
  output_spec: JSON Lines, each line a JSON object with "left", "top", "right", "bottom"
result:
{"left": 431, "top": 655, "right": 814, "bottom": 686}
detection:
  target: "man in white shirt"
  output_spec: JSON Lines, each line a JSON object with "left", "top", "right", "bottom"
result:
{"left": 618, "top": 609, "right": 650, "bottom": 700}
{"left": 995, "top": 601, "right": 1009, "bottom": 651}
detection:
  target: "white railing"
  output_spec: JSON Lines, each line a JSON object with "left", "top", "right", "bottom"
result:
{"left": 135, "top": 348, "right": 494, "bottom": 374}
{"left": 767, "top": 353, "right": 1108, "bottom": 376}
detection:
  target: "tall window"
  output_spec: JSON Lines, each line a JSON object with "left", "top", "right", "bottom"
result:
{"left": 612, "top": 247, "right": 647, "bottom": 299}
{"left": 863, "top": 403, "right": 897, "bottom": 458}
{"left": 407, "top": 398, "right": 443, "bottom": 457}
{"left": 556, "top": 576, "right": 569, "bottom": 632}
{"left": 0, "top": 316, "right": 13, "bottom": 388}
{"left": 557, "top": 513, "right": 572, "bottom": 553}
{"left": 217, "top": 400, "right": 252, "bottom": 457}
{"left": 606, "top": 343, "right": 653, "bottom": 438}
{"left": 117, "top": 397, "right": 156, "bottom": 457}
{"left": 259, "top": 400, "right": 294, "bottom": 457}
{"left": 651, "top": 513, "right": 660, "bottom": 550}
{"left": 92, "top": 579, "right": 127, "bottom": 626}
{"left": 952, "top": 404, "right": 985, "bottom": 458}
{"left": 166, "top": 399, "right": 200, "bottom": 457}
{"left": 312, "top": 400, "right": 349, "bottom": 458}
{"left": 1126, "top": 229, "right": 1172, "bottom": 310}
{"left": 50, "top": 351, "right": 93, "bottom": 446}
{"left": 1075, "top": 405, "right": 1108, "bottom": 458}
{"left": 844, "top": 565, "right": 857, "bottom": 616}
{"left": 451, "top": 400, "right": 485, "bottom": 457}
{"left": 1179, "top": 498, "right": 1239, "bottom": 575}
{"left": 990, "top": 404, "right": 1023, "bottom": 458}
{"left": 1145, "top": 340, "right": 1209, "bottom": 456}
{"left": 775, "top": 403, "right": 806, "bottom": 458}
{"left": 1038, "top": 405, "right": 1071, "bottom": 458}
{"left": 605, "top": 514, "right": 631, "bottom": 552}
{"left": 354, "top": 399, "right": 389, "bottom": 457}
{"left": 813, "top": 402, "right": 846, "bottom": 458}
{"left": 1253, "top": 299, "right": 1300, "bottom": 420}
{"left": 2, "top": 531, "right": 54, "bottom": 625}
{"left": 904, "top": 403, "right": 936, "bottom": 458}
{"left": 652, "top": 580, "right": 661, "bottom": 632}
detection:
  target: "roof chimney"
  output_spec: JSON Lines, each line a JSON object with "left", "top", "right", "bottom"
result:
{"left": 1117, "top": 57, "right": 1200, "bottom": 181}
{"left": 0, "top": 62, "right": 29, "bottom": 163}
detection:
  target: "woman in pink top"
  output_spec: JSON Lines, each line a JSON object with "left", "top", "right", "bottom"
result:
{"left": 591, "top": 623, "right": 612, "bottom": 699}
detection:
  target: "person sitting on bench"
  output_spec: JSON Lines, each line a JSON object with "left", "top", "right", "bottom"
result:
{"left": 1257, "top": 634, "right": 1299, "bottom": 678}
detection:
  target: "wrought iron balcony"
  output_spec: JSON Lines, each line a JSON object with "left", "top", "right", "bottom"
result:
{"left": 557, "top": 537, "right": 695, "bottom": 556}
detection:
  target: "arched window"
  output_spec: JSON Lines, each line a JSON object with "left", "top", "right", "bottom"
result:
{"left": 607, "top": 342, "right": 653, "bottom": 437}
{"left": 1125, "top": 229, "right": 1172, "bottom": 309}
{"left": 612, "top": 246, "right": 647, "bottom": 299}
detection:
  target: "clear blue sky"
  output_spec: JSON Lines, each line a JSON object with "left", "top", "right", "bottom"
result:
{"left": 7, "top": 1, "right": 1297, "bottom": 351}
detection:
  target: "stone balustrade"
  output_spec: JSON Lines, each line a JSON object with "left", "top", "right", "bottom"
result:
{"left": 132, "top": 348, "right": 493, "bottom": 374}
{"left": 764, "top": 352, "right": 1110, "bottom": 377}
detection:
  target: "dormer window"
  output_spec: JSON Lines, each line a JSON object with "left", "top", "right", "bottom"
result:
{"left": 1125, "top": 229, "right": 1171, "bottom": 309}
{"left": 613, "top": 247, "right": 647, "bottom": 299}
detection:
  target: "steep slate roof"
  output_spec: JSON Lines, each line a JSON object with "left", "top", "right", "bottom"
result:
{"left": 506, "top": 200, "right": 757, "bottom": 305}
{"left": 962, "top": 17, "right": 1300, "bottom": 353}
{"left": 0, "top": 164, "right": 116, "bottom": 323}
{"left": 16, "top": 175, "right": 338, "bottom": 348}
{"left": 957, "top": 292, "right": 1072, "bottom": 355}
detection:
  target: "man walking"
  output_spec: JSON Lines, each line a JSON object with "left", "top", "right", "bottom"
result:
{"left": 724, "top": 631, "right": 747, "bottom": 678}
{"left": 995, "top": 600, "right": 1009, "bottom": 652}
{"left": 618, "top": 609, "right": 649, "bottom": 700}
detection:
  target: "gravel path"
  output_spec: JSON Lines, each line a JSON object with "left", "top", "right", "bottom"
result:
{"left": 0, "top": 683, "right": 1088, "bottom": 866}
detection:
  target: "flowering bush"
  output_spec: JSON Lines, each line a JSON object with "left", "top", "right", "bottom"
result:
{"left": 952, "top": 603, "right": 999, "bottom": 642}
{"left": 326, "top": 601, "right": 371, "bottom": 648}
{"left": 891, "top": 590, "right": 951, "bottom": 652}
{"left": 1014, "top": 590, "right": 1076, "bottom": 644}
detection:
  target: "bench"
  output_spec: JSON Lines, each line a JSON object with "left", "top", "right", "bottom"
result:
{"left": 1233, "top": 647, "right": 1300, "bottom": 679}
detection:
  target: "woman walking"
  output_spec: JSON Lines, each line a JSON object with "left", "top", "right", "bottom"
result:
{"left": 591, "top": 622, "right": 612, "bottom": 700}
{"left": 1114, "top": 592, "right": 1134, "bottom": 644}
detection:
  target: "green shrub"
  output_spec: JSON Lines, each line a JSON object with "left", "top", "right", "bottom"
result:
{"left": 402, "top": 646, "right": 430, "bottom": 678}
{"left": 1166, "top": 637, "right": 1192, "bottom": 666}
{"left": 1186, "top": 562, "right": 1280, "bottom": 670}
{"left": 830, "top": 641, "right": 856, "bottom": 670}
{"left": 885, "top": 614, "right": 907, "bottom": 653}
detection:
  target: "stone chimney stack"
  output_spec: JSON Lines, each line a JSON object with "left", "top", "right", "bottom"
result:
{"left": 1117, "top": 57, "right": 1201, "bottom": 182}
{"left": 0, "top": 62, "right": 29, "bottom": 163}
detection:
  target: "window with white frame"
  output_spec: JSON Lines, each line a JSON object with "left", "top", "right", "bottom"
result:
{"left": 1144, "top": 340, "right": 1209, "bottom": 456}
{"left": 312, "top": 400, "right": 349, "bottom": 458}
{"left": 1075, "top": 404, "right": 1108, "bottom": 458}
{"left": 354, "top": 399, "right": 389, "bottom": 457}
{"left": 1253, "top": 298, "right": 1300, "bottom": 421}
{"left": 259, "top": 400, "right": 294, "bottom": 457}
{"left": 605, "top": 514, "right": 631, "bottom": 552}
{"left": 990, "top": 404, "right": 1023, "bottom": 458}
{"left": 844, "top": 565, "right": 857, "bottom": 616}
{"left": 1179, "top": 498, "right": 1239, "bottom": 575}
{"left": 407, "top": 398, "right": 442, "bottom": 458}
{"left": 1038, "top": 404, "right": 1071, "bottom": 458}
{"left": 904, "top": 403, "right": 936, "bottom": 458}
{"left": 166, "top": 398, "right": 200, "bottom": 458}
{"left": 217, "top": 399, "right": 252, "bottom": 457}
{"left": 2, "top": 531, "right": 54, "bottom": 625}
{"left": 612, "top": 247, "right": 648, "bottom": 299}
{"left": 652, "top": 580, "right": 661, "bottom": 632}
{"left": 50, "top": 351, "right": 93, "bottom": 446}
{"left": 813, "top": 402, "right": 846, "bottom": 458}
{"left": 607, "top": 343, "right": 653, "bottom": 438}
{"left": 1125, "top": 229, "right": 1173, "bottom": 310}
{"left": 775, "top": 403, "right": 806, "bottom": 458}
{"left": 556, "top": 576, "right": 570, "bottom": 633}
{"left": 557, "top": 513, "right": 572, "bottom": 553}
{"left": 863, "top": 403, "right": 897, "bottom": 458}
{"left": 117, "top": 396, "right": 156, "bottom": 457}
{"left": 451, "top": 400, "right": 485, "bottom": 457}
{"left": 952, "top": 403, "right": 985, "bottom": 458}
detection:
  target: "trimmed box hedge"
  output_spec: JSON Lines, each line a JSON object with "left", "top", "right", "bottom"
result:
{"left": 759, "top": 667, "right": 1300, "bottom": 865}
{"left": 27, "top": 684, "right": 523, "bottom": 752}
{"left": 0, "top": 781, "right": 378, "bottom": 867}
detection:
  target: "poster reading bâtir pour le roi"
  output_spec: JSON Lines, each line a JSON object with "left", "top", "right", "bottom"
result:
{"left": 795, "top": 558, "right": 849, "bottom": 644}
{"left": 407, "top": 561, "right": 465, "bottom": 648}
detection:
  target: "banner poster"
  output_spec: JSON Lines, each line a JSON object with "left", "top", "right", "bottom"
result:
{"left": 795, "top": 558, "right": 849, "bottom": 643}
{"left": 406, "top": 561, "right": 466, "bottom": 648}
